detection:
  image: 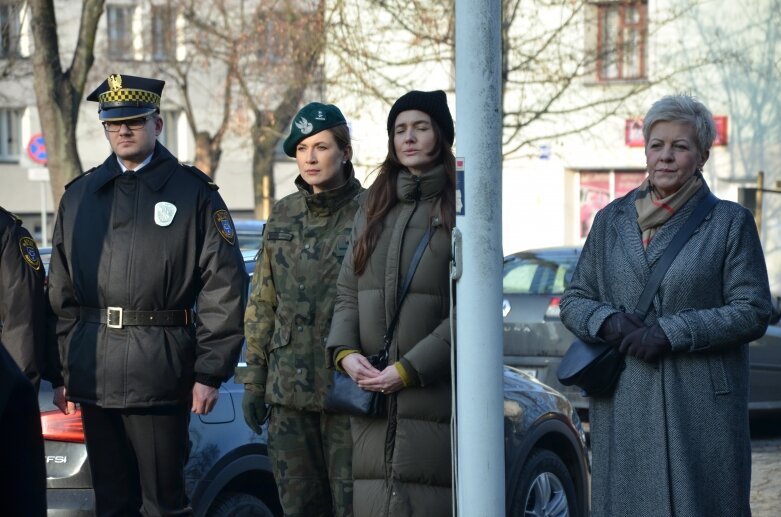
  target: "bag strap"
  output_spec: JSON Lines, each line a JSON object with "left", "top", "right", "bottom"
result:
{"left": 378, "top": 223, "right": 437, "bottom": 362}
{"left": 634, "top": 192, "right": 719, "bottom": 318}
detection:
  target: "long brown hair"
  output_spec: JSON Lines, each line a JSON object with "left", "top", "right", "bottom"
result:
{"left": 352, "top": 120, "right": 455, "bottom": 275}
{"left": 326, "top": 124, "right": 354, "bottom": 180}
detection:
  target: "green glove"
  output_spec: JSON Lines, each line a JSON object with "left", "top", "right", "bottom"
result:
{"left": 242, "top": 384, "right": 269, "bottom": 434}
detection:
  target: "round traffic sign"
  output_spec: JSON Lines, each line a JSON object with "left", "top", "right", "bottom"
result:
{"left": 27, "top": 133, "right": 48, "bottom": 165}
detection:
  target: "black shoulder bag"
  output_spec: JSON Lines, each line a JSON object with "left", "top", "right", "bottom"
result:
{"left": 557, "top": 192, "right": 718, "bottom": 397}
{"left": 325, "top": 224, "right": 436, "bottom": 416}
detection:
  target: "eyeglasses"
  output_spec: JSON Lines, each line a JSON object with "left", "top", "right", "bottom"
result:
{"left": 102, "top": 117, "right": 151, "bottom": 132}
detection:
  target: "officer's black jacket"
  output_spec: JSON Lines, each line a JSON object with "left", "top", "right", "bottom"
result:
{"left": 48, "top": 143, "right": 248, "bottom": 408}
{"left": 0, "top": 206, "right": 46, "bottom": 389}
{"left": 0, "top": 344, "right": 46, "bottom": 516}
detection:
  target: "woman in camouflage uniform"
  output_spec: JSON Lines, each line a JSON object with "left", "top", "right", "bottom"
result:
{"left": 236, "top": 103, "right": 363, "bottom": 517}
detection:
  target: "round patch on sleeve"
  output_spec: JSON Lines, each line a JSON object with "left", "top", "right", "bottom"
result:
{"left": 213, "top": 209, "right": 236, "bottom": 245}
{"left": 19, "top": 236, "right": 42, "bottom": 270}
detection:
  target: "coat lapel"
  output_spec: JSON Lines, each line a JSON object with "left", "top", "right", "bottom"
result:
{"left": 611, "top": 192, "right": 649, "bottom": 285}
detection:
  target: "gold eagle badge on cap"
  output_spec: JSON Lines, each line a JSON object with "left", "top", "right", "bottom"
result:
{"left": 108, "top": 74, "right": 123, "bottom": 92}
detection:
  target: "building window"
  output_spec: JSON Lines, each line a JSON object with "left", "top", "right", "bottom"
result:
{"left": 107, "top": 5, "right": 135, "bottom": 60}
{"left": 151, "top": 5, "right": 176, "bottom": 61}
{"left": 0, "top": 2, "right": 21, "bottom": 58}
{"left": 0, "top": 108, "right": 22, "bottom": 162}
{"left": 579, "top": 170, "right": 645, "bottom": 237}
{"left": 596, "top": 1, "right": 647, "bottom": 81}
{"left": 159, "top": 109, "right": 180, "bottom": 154}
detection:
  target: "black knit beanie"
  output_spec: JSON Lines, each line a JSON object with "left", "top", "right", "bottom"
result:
{"left": 386, "top": 90, "right": 454, "bottom": 146}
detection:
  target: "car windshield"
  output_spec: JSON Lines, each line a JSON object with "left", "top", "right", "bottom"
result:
{"left": 503, "top": 250, "right": 580, "bottom": 295}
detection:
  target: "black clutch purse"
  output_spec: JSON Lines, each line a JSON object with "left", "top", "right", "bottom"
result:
{"left": 557, "top": 340, "right": 625, "bottom": 397}
{"left": 325, "top": 353, "right": 387, "bottom": 417}
{"left": 325, "top": 224, "right": 436, "bottom": 417}
{"left": 557, "top": 192, "right": 719, "bottom": 398}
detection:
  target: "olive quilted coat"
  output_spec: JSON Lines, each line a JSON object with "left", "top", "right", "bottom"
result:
{"left": 327, "top": 166, "right": 453, "bottom": 517}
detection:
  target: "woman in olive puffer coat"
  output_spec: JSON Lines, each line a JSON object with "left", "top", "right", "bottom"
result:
{"left": 327, "top": 90, "right": 456, "bottom": 517}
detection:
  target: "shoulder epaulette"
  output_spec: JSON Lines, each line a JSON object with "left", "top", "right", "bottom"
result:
{"left": 181, "top": 163, "right": 219, "bottom": 191}
{"left": 64, "top": 167, "right": 97, "bottom": 190}
{"left": 0, "top": 205, "right": 20, "bottom": 225}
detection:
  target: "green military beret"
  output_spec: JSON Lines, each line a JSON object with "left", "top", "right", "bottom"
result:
{"left": 283, "top": 102, "right": 347, "bottom": 157}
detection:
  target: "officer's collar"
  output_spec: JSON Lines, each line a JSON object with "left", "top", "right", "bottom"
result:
{"left": 116, "top": 152, "right": 153, "bottom": 173}
{"left": 90, "top": 142, "right": 179, "bottom": 193}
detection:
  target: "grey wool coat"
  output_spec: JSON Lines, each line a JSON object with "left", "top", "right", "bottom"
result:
{"left": 327, "top": 166, "right": 453, "bottom": 517}
{"left": 560, "top": 184, "right": 771, "bottom": 517}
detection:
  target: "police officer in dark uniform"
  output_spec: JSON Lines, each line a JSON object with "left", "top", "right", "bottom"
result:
{"left": 47, "top": 74, "right": 248, "bottom": 516}
{"left": 0, "top": 208, "right": 47, "bottom": 516}
{"left": 0, "top": 206, "right": 46, "bottom": 389}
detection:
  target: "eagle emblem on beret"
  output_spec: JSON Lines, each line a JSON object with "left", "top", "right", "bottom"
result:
{"left": 108, "top": 74, "right": 123, "bottom": 91}
{"left": 295, "top": 116, "right": 313, "bottom": 135}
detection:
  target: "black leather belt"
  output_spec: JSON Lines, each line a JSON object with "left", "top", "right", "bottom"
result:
{"left": 80, "top": 307, "right": 192, "bottom": 329}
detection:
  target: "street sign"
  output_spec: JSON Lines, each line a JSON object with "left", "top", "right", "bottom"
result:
{"left": 456, "top": 157, "right": 465, "bottom": 216}
{"left": 27, "top": 167, "right": 50, "bottom": 182}
{"left": 27, "top": 133, "right": 48, "bottom": 165}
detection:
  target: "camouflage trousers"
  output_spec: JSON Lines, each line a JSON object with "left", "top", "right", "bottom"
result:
{"left": 268, "top": 405, "right": 353, "bottom": 517}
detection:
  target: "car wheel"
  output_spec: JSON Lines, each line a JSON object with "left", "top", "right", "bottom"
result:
{"left": 512, "top": 448, "right": 577, "bottom": 517}
{"left": 208, "top": 491, "right": 274, "bottom": 517}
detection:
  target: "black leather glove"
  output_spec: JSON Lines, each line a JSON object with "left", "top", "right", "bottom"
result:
{"left": 619, "top": 324, "right": 672, "bottom": 363}
{"left": 242, "top": 384, "right": 269, "bottom": 434}
{"left": 598, "top": 312, "right": 645, "bottom": 346}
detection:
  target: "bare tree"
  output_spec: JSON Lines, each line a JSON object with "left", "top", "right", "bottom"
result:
{"left": 183, "top": 0, "right": 326, "bottom": 218}
{"left": 29, "top": 0, "right": 105, "bottom": 207}
{"left": 327, "top": 0, "right": 710, "bottom": 158}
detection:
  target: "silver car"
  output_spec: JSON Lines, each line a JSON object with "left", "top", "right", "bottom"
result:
{"left": 502, "top": 245, "right": 781, "bottom": 414}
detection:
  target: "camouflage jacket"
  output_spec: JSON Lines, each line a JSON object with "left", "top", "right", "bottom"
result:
{"left": 236, "top": 173, "right": 363, "bottom": 411}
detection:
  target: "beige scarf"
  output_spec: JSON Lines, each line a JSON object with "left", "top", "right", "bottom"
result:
{"left": 634, "top": 173, "right": 704, "bottom": 248}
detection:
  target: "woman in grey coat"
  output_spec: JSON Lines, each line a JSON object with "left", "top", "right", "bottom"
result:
{"left": 560, "top": 94, "right": 772, "bottom": 517}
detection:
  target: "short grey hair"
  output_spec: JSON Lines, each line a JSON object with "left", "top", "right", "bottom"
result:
{"left": 642, "top": 94, "right": 717, "bottom": 159}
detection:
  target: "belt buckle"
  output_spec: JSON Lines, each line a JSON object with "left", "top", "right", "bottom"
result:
{"left": 107, "top": 307, "right": 123, "bottom": 329}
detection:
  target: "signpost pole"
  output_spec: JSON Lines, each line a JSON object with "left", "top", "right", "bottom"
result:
{"left": 39, "top": 182, "right": 48, "bottom": 247}
{"left": 26, "top": 133, "right": 49, "bottom": 246}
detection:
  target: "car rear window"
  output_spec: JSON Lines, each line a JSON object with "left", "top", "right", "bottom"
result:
{"left": 503, "top": 251, "right": 580, "bottom": 295}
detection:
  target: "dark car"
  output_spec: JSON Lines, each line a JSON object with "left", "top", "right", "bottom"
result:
{"left": 39, "top": 250, "right": 590, "bottom": 516}
{"left": 502, "top": 247, "right": 586, "bottom": 409}
{"left": 234, "top": 219, "right": 265, "bottom": 252}
{"left": 502, "top": 245, "right": 781, "bottom": 414}
{"left": 501, "top": 366, "right": 589, "bottom": 516}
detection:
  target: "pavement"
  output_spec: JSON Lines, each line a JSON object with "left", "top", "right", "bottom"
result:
{"left": 583, "top": 418, "right": 781, "bottom": 515}
{"left": 751, "top": 437, "right": 781, "bottom": 516}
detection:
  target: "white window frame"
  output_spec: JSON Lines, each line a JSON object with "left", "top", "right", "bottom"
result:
{"left": 0, "top": 2, "right": 22, "bottom": 59}
{"left": 150, "top": 3, "right": 176, "bottom": 62}
{"left": 0, "top": 107, "right": 23, "bottom": 162}
{"left": 594, "top": 1, "right": 648, "bottom": 81}
{"left": 159, "top": 109, "right": 181, "bottom": 156}
{"left": 107, "top": 4, "right": 135, "bottom": 60}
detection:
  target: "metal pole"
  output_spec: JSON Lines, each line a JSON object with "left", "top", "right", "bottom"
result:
{"left": 40, "top": 181, "right": 48, "bottom": 247}
{"left": 454, "top": 0, "right": 505, "bottom": 515}
{"left": 756, "top": 170, "right": 764, "bottom": 234}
